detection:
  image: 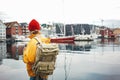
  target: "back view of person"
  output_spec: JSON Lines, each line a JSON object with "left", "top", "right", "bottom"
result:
{"left": 23, "top": 19, "right": 51, "bottom": 80}
{"left": 32, "top": 37, "right": 59, "bottom": 80}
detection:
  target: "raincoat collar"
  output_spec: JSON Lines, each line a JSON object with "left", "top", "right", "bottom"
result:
{"left": 28, "top": 33, "right": 40, "bottom": 39}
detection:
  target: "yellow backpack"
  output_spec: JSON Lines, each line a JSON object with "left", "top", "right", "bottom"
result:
{"left": 32, "top": 37, "right": 59, "bottom": 76}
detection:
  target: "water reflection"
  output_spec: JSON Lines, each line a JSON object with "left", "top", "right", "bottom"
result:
{"left": 59, "top": 41, "right": 94, "bottom": 54}
{"left": 0, "top": 38, "right": 120, "bottom": 80}
{"left": 0, "top": 37, "right": 119, "bottom": 61}
{"left": 0, "top": 42, "right": 26, "bottom": 62}
{"left": 6, "top": 42, "right": 25, "bottom": 60}
{"left": 0, "top": 42, "right": 6, "bottom": 65}
{"left": 52, "top": 38, "right": 120, "bottom": 80}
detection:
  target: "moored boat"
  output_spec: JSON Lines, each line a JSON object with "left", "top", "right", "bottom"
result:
{"left": 74, "top": 34, "right": 94, "bottom": 41}
{"left": 50, "top": 36, "right": 75, "bottom": 43}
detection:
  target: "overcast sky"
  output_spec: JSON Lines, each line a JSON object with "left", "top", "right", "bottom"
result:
{"left": 1, "top": 0, "right": 120, "bottom": 25}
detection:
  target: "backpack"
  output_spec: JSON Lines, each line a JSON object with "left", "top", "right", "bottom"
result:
{"left": 32, "top": 37, "right": 59, "bottom": 76}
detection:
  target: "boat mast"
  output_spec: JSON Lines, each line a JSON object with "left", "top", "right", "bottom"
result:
{"left": 62, "top": 0, "right": 65, "bottom": 36}
{"left": 71, "top": 25, "right": 74, "bottom": 36}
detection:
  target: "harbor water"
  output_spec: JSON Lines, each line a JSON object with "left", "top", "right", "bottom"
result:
{"left": 0, "top": 38, "right": 120, "bottom": 80}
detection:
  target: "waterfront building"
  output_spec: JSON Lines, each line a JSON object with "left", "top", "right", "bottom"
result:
{"left": 0, "top": 20, "right": 6, "bottom": 42}
{"left": 99, "top": 27, "right": 115, "bottom": 38}
{"left": 55, "top": 23, "right": 99, "bottom": 36}
{"left": 53, "top": 23, "right": 64, "bottom": 36}
{"left": 20, "top": 22, "right": 29, "bottom": 38}
{"left": 4, "top": 21, "right": 22, "bottom": 41}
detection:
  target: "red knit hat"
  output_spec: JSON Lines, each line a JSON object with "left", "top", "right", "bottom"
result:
{"left": 28, "top": 19, "right": 41, "bottom": 31}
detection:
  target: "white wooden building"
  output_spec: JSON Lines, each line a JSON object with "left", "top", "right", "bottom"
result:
{"left": 0, "top": 20, "right": 6, "bottom": 41}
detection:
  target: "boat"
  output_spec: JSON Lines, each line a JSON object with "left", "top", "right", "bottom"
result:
{"left": 74, "top": 24, "right": 98, "bottom": 41}
{"left": 50, "top": 23, "right": 75, "bottom": 44}
{"left": 50, "top": 36, "right": 75, "bottom": 43}
{"left": 74, "top": 34, "right": 94, "bottom": 41}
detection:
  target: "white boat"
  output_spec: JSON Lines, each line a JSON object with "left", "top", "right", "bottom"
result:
{"left": 74, "top": 27, "right": 94, "bottom": 41}
{"left": 74, "top": 24, "right": 99, "bottom": 41}
{"left": 74, "top": 34, "right": 94, "bottom": 41}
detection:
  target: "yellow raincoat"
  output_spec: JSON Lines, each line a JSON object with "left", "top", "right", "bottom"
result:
{"left": 23, "top": 33, "right": 51, "bottom": 78}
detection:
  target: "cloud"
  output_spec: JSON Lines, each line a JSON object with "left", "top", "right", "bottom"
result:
{"left": 1, "top": 0, "right": 120, "bottom": 24}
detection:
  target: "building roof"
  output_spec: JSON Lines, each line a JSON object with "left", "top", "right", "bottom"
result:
{"left": 19, "top": 22, "right": 28, "bottom": 27}
{"left": 4, "top": 21, "right": 20, "bottom": 28}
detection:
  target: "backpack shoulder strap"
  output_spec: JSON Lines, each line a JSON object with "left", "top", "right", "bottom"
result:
{"left": 34, "top": 37, "right": 42, "bottom": 45}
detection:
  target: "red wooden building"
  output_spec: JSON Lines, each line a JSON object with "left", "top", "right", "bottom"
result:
{"left": 4, "top": 21, "right": 23, "bottom": 39}
{"left": 99, "top": 27, "right": 115, "bottom": 38}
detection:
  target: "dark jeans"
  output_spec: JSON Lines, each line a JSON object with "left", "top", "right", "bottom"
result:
{"left": 30, "top": 77, "right": 36, "bottom": 80}
{"left": 30, "top": 76, "right": 47, "bottom": 80}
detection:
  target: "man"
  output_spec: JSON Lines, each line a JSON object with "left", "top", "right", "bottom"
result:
{"left": 23, "top": 19, "right": 50, "bottom": 80}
